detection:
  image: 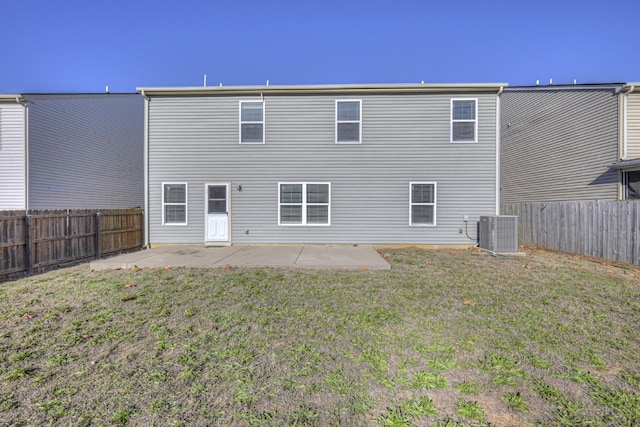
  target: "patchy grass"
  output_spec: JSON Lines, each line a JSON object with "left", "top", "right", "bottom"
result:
{"left": 1, "top": 247, "right": 640, "bottom": 425}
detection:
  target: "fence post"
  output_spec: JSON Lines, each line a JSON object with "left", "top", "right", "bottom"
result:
{"left": 25, "top": 214, "right": 33, "bottom": 274}
{"left": 95, "top": 212, "right": 101, "bottom": 259}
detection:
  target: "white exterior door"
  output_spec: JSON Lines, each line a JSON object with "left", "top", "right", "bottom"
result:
{"left": 205, "top": 184, "right": 229, "bottom": 242}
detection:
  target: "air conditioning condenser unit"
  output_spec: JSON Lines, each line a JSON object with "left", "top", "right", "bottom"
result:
{"left": 479, "top": 215, "right": 519, "bottom": 253}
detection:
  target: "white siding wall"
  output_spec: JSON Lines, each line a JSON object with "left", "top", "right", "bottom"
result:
{"left": 26, "top": 94, "right": 144, "bottom": 209}
{"left": 625, "top": 93, "right": 640, "bottom": 159}
{"left": 501, "top": 88, "right": 620, "bottom": 203}
{"left": 0, "top": 103, "right": 26, "bottom": 209}
{"left": 148, "top": 92, "right": 498, "bottom": 244}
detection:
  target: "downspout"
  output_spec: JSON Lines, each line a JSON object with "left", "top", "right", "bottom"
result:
{"left": 624, "top": 85, "right": 635, "bottom": 160}
{"left": 140, "top": 90, "right": 150, "bottom": 248}
{"left": 19, "top": 97, "right": 29, "bottom": 210}
{"left": 495, "top": 86, "right": 504, "bottom": 215}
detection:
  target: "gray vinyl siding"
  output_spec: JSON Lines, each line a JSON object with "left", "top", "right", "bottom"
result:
{"left": 501, "top": 88, "right": 620, "bottom": 204}
{"left": 0, "top": 103, "right": 26, "bottom": 209}
{"left": 148, "top": 93, "right": 498, "bottom": 244}
{"left": 626, "top": 93, "right": 640, "bottom": 159}
{"left": 25, "top": 94, "right": 144, "bottom": 209}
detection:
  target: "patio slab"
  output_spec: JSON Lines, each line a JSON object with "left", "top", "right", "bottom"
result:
{"left": 90, "top": 245, "right": 390, "bottom": 271}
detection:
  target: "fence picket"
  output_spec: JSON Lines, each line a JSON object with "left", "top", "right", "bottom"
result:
{"left": 502, "top": 201, "right": 640, "bottom": 265}
{"left": 1, "top": 208, "right": 143, "bottom": 279}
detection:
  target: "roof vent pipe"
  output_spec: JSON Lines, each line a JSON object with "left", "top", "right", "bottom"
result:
{"left": 536, "top": 80, "right": 539, "bottom": 86}
{"left": 204, "top": 74, "right": 207, "bottom": 87}
{"left": 549, "top": 78, "right": 553, "bottom": 86}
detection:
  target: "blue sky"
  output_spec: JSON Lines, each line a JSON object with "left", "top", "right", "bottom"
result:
{"left": 2, "top": 0, "right": 639, "bottom": 93}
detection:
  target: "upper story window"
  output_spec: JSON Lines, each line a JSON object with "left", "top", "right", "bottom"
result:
{"left": 240, "top": 101, "right": 264, "bottom": 144}
{"left": 279, "top": 182, "right": 331, "bottom": 226}
{"left": 409, "top": 182, "right": 436, "bottom": 226}
{"left": 336, "top": 100, "right": 361, "bottom": 144}
{"left": 451, "top": 99, "right": 477, "bottom": 143}
{"left": 162, "top": 182, "right": 188, "bottom": 225}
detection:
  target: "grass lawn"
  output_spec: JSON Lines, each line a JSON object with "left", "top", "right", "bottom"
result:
{"left": 1, "top": 247, "right": 640, "bottom": 426}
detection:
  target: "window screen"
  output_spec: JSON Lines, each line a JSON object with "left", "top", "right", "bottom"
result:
{"left": 240, "top": 101, "right": 264, "bottom": 143}
{"left": 410, "top": 182, "right": 436, "bottom": 226}
{"left": 279, "top": 183, "right": 330, "bottom": 225}
{"left": 451, "top": 99, "right": 477, "bottom": 142}
{"left": 163, "top": 183, "right": 187, "bottom": 224}
{"left": 336, "top": 100, "right": 361, "bottom": 143}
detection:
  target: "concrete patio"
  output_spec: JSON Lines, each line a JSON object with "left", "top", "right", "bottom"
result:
{"left": 90, "top": 245, "right": 391, "bottom": 271}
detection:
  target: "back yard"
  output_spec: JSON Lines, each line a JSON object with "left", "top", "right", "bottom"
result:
{"left": 1, "top": 247, "right": 639, "bottom": 426}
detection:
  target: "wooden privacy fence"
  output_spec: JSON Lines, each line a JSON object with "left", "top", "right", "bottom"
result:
{"left": 502, "top": 201, "right": 640, "bottom": 265}
{"left": 1, "top": 208, "right": 143, "bottom": 278}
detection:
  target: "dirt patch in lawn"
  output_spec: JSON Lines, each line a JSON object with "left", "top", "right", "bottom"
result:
{"left": 1, "top": 248, "right": 639, "bottom": 425}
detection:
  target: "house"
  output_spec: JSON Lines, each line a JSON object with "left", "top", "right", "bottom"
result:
{"left": 137, "top": 83, "right": 506, "bottom": 246}
{"left": 0, "top": 93, "right": 144, "bottom": 210}
{"left": 500, "top": 83, "right": 640, "bottom": 204}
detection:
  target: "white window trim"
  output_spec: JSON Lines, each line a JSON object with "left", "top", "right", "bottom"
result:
{"left": 239, "top": 100, "right": 265, "bottom": 144}
{"left": 162, "top": 182, "right": 188, "bottom": 225}
{"left": 409, "top": 182, "right": 437, "bottom": 226}
{"left": 335, "top": 99, "right": 362, "bottom": 144}
{"left": 450, "top": 98, "right": 478, "bottom": 143}
{"left": 278, "top": 182, "right": 331, "bottom": 226}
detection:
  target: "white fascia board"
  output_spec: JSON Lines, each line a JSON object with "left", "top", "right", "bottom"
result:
{"left": 137, "top": 83, "right": 509, "bottom": 97}
{"left": 0, "top": 94, "right": 25, "bottom": 103}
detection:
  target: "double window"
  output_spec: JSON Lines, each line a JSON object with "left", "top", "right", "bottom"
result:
{"left": 410, "top": 182, "right": 436, "bottom": 226}
{"left": 162, "top": 183, "right": 187, "bottom": 225}
{"left": 336, "top": 100, "right": 361, "bottom": 143}
{"left": 451, "top": 99, "right": 477, "bottom": 142}
{"left": 279, "top": 183, "right": 331, "bottom": 225}
{"left": 240, "top": 101, "right": 264, "bottom": 144}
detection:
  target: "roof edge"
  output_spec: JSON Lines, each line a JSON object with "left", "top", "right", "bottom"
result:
{"left": 137, "top": 83, "right": 508, "bottom": 97}
{"left": 505, "top": 83, "right": 626, "bottom": 91}
{"left": 0, "top": 94, "right": 25, "bottom": 103}
{"left": 610, "top": 158, "right": 640, "bottom": 170}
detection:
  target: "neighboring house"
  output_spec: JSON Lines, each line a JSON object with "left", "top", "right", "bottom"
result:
{"left": 138, "top": 83, "right": 506, "bottom": 246}
{"left": 500, "top": 83, "right": 640, "bottom": 204}
{"left": 0, "top": 93, "right": 144, "bottom": 210}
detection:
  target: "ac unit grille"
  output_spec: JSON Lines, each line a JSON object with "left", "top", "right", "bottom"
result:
{"left": 479, "top": 215, "right": 518, "bottom": 253}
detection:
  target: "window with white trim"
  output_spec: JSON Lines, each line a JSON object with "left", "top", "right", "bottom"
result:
{"left": 336, "top": 100, "right": 361, "bottom": 143}
{"left": 279, "top": 183, "right": 330, "bottom": 225}
{"left": 240, "top": 101, "right": 264, "bottom": 143}
{"left": 451, "top": 99, "right": 477, "bottom": 142}
{"left": 162, "top": 183, "right": 187, "bottom": 225}
{"left": 410, "top": 182, "right": 436, "bottom": 226}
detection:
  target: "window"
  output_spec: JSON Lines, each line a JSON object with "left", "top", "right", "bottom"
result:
{"left": 336, "top": 100, "right": 361, "bottom": 143}
{"left": 410, "top": 182, "right": 436, "bottom": 226}
{"left": 624, "top": 171, "right": 640, "bottom": 200}
{"left": 279, "top": 182, "right": 330, "bottom": 225}
{"left": 240, "top": 101, "right": 264, "bottom": 143}
{"left": 162, "top": 183, "right": 187, "bottom": 225}
{"left": 451, "top": 99, "right": 477, "bottom": 142}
